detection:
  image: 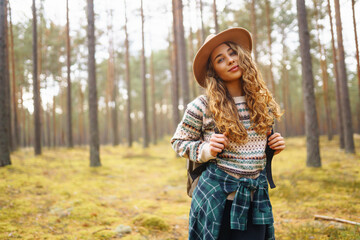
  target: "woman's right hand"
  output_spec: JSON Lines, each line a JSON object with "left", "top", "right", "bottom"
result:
{"left": 209, "top": 133, "right": 229, "bottom": 157}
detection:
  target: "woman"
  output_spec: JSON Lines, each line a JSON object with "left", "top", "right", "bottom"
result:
{"left": 171, "top": 27, "right": 285, "bottom": 240}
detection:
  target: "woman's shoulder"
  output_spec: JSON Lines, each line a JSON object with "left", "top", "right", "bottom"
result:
{"left": 187, "top": 95, "right": 208, "bottom": 110}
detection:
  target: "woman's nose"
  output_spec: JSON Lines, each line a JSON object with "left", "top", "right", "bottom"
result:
{"left": 228, "top": 57, "right": 235, "bottom": 65}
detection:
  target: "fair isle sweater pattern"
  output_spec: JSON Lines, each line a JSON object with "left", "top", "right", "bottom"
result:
{"left": 171, "top": 95, "right": 267, "bottom": 179}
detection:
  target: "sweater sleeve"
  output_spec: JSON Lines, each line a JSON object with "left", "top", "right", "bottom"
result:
{"left": 171, "top": 96, "right": 210, "bottom": 163}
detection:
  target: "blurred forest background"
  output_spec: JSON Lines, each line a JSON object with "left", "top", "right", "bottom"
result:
{"left": 0, "top": 0, "right": 360, "bottom": 239}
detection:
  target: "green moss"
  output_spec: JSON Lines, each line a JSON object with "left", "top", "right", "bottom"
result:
{"left": 1, "top": 136, "right": 359, "bottom": 239}
{"left": 132, "top": 213, "right": 170, "bottom": 231}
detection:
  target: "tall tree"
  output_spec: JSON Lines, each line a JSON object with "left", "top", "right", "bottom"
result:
{"left": 140, "top": 0, "right": 149, "bottom": 148}
{"left": 334, "top": 0, "right": 355, "bottom": 153}
{"left": 175, "top": 0, "right": 190, "bottom": 107}
{"left": 66, "top": 0, "right": 73, "bottom": 148}
{"left": 198, "top": 0, "right": 205, "bottom": 43}
{"left": 171, "top": 0, "right": 180, "bottom": 132}
{"left": 352, "top": 0, "right": 360, "bottom": 133}
{"left": 32, "top": 0, "right": 41, "bottom": 155}
{"left": 326, "top": 0, "right": 344, "bottom": 147}
{"left": 265, "top": 0, "right": 276, "bottom": 96}
{"left": 0, "top": 0, "right": 11, "bottom": 166}
{"left": 250, "top": 0, "right": 258, "bottom": 62}
{"left": 313, "top": 0, "right": 333, "bottom": 140}
{"left": 150, "top": 51, "right": 157, "bottom": 145}
{"left": 124, "top": 0, "right": 132, "bottom": 147}
{"left": 212, "top": 0, "right": 219, "bottom": 33}
{"left": 107, "top": 10, "right": 118, "bottom": 146}
{"left": 296, "top": 0, "right": 321, "bottom": 167}
{"left": 87, "top": 0, "right": 101, "bottom": 166}
{"left": 8, "top": 2, "right": 19, "bottom": 150}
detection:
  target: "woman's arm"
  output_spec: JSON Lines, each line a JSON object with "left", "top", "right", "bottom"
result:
{"left": 171, "top": 97, "right": 210, "bottom": 162}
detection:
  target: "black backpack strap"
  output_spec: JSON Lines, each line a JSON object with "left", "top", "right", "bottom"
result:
{"left": 189, "top": 163, "right": 208, "bottom": 181}
{"left": 265, "top": 129, "right": 276, "bottom": 189}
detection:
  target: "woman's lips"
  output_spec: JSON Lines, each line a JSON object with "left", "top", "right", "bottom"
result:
{"left": 228, "top": 65, "right": 239, "bottom": 72}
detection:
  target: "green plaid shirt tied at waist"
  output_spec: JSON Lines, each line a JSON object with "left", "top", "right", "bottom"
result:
{"left": 189, "top": 163, "right": 275, "bottom": 240}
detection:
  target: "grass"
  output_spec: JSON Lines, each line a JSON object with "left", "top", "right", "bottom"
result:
{"left": 0, "top": 135, "right": 360, "bottom": 239}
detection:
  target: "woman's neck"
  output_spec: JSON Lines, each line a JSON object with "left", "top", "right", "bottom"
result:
{"left": 224, "top": 79, "right": 244, "bottom": 97}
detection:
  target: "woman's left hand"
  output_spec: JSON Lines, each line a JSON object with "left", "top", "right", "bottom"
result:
{"left": 268, "top": 132, "right": 285, "bottom": 155}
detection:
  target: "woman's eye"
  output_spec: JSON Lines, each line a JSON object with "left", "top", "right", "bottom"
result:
{"left": 230, "top": 51, "right": 237, "bottom": 56}
{"left": 217, "top": 58, "right": 224, "bottom": 63}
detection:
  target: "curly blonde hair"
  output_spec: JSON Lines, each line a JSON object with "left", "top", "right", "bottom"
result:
{"left": 205, "top": 41, "right": 282, "bottom": 143}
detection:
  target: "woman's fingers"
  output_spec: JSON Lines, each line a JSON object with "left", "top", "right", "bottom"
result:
{"left": 210, "top": 134, "right": 229, "bottom": 147}
{"left": 268, "top": 132, "right": 285, "bottom": 155}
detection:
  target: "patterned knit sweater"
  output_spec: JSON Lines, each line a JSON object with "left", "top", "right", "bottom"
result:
{"left": 171, "top": 95, "right": 268, "bottom": 179}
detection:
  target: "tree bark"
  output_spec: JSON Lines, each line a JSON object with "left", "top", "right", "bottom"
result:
{"left": 213, "top": 0, "right": 219, "bottom": 33}
{"left": 171, "top": 0, "right": 180, "bottom": 132}
{"left": 87, "top": 0, "right": 101, "bottom": 166}
{"left": 107, "top": 10, "right": 118, "bottom": 146}
{"left": 66, "top": 0, "right": 73, "bottom": 148}
{"left": 150, "top": 52, "right": 157, "bottom": 145}
{"left": 334, "top": 0, "right": 355, "bottom": 153}
{"left": 296, "top": 0, "right": 321, "bottom": 167}
{"left": 174, "top": 0, "right": 190, "bottom": 107}
{"left": 198, "top": 0, "right": 205, "bottom": 43}
{"left": 250, "top": 0, "right": 258, "bottom": 63}
{"left": 326, "top": 0, "right": 344, "bottom": 147}
{"left": 140, "top": 0, "right": 149, "bottom": 148}
{"left": 8, "top": 2, "right": 19, "bottom": 150}
{"left": 265, "top": 0, "right": 276, "bottom": 97}
{"left": 32, "top": 0, "right": 41, "bottom": 155}
{"left": 52, "top": 96, "right": 56, "bottom": 147}
{"left": 352, "top": 0, "right": 360, "bottom": 133}
{"left": 124, "top": 0, "right": 132, "bottom": 147}
{"left": 313, "top": 0, "right": 333, "bottom": 141}
{"left": 0, "top": 0, "right": 11, "bottom": 166}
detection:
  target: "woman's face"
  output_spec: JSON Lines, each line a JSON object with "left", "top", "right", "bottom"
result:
{"left": 210, "top": 43, "right": 243, "bottom": 83}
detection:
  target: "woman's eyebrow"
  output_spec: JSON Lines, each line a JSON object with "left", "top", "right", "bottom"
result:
{"left": 213, "top": 53, "right": 223, "bottom": 61}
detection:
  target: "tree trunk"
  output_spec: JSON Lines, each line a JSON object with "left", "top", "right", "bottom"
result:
{"left": 313, "top": 0, "right": 333, "bottom": 141}
{"left": 327, "top": 0, "right": 344, "bottom": 147}
{"left": 52, "top": 96, "right": 56, "bottom": 147}
{"left": 87, "top": 0, "right": 101, "bottom": 166}
{"left": 140, "top": 0, "right": 149, "bottom": 148}
{"left": 32, "top": 0, "right": 41, "bottom": 155}
{"left": 212, "top": 0, "right": 219, "bottom": 33}
{"left": 66, "top": 0, "right": 73, "bottom": 148}
{"left": 107, "top": 10, "right": 118, "bottom": 146}
{"left": 0, "top": 0, "right": 11, "bottom": 166}
{"left": 334, "top": 0, "right": 355, "bottom": 153}
{"left": 198, "top": 0, "right": 205, "bottom": 43}
{"left": 124, "top": 0, "right": 132, "bottom": 147}
{"left": 352, "top": 0, "right": 360, "bottom": 133}
{"left": 265, "top": 0, "right": 276, "bottom": 97}
{"left": 8, "top": 2, "right": 19, "bottom": 150}
{"left": 250, "top": 0, "right": 258, "bottom": 62}
{"left": 79, "top": 87, "right": 85, "bottom": 145}
{"left": 174, "top": 0, "right": 189, "bottom": 108}
{"left": 150, "top": 51, "right": 157, "bottom": 145}
{"left": 171, "top": 0, "right": 180, "bottom": 132}
{"left": 296, "top": 0, "right": 321, "bottom": 167}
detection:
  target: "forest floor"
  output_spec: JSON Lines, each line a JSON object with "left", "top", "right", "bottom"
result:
{"left": 1, "top": 135, "right": 360, "bottom": 240}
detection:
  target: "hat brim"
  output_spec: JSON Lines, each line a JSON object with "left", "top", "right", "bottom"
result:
{"left": 193, "top": 28, "right": 253, "bottom": 88}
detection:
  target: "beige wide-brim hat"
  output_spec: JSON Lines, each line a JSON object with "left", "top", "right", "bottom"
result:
{"left": 193, "top": 27, "right": 253, "bottom": 88}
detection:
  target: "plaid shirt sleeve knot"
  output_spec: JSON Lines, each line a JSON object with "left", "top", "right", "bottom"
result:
{"left": 189, "top": 163, "right": 275, "bottom": 240}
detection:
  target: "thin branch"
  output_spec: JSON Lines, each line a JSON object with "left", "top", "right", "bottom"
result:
{"left": 314, "top": 215, "right": 360, "bottom": 226}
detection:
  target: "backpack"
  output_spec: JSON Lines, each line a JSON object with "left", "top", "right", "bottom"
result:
{"left": 186, "top": 128, "right": 276, "bottom": 198}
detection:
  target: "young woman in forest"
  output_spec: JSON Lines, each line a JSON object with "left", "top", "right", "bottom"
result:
{"left": 171, "top": 27, "right": 285, "bottom": 240}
